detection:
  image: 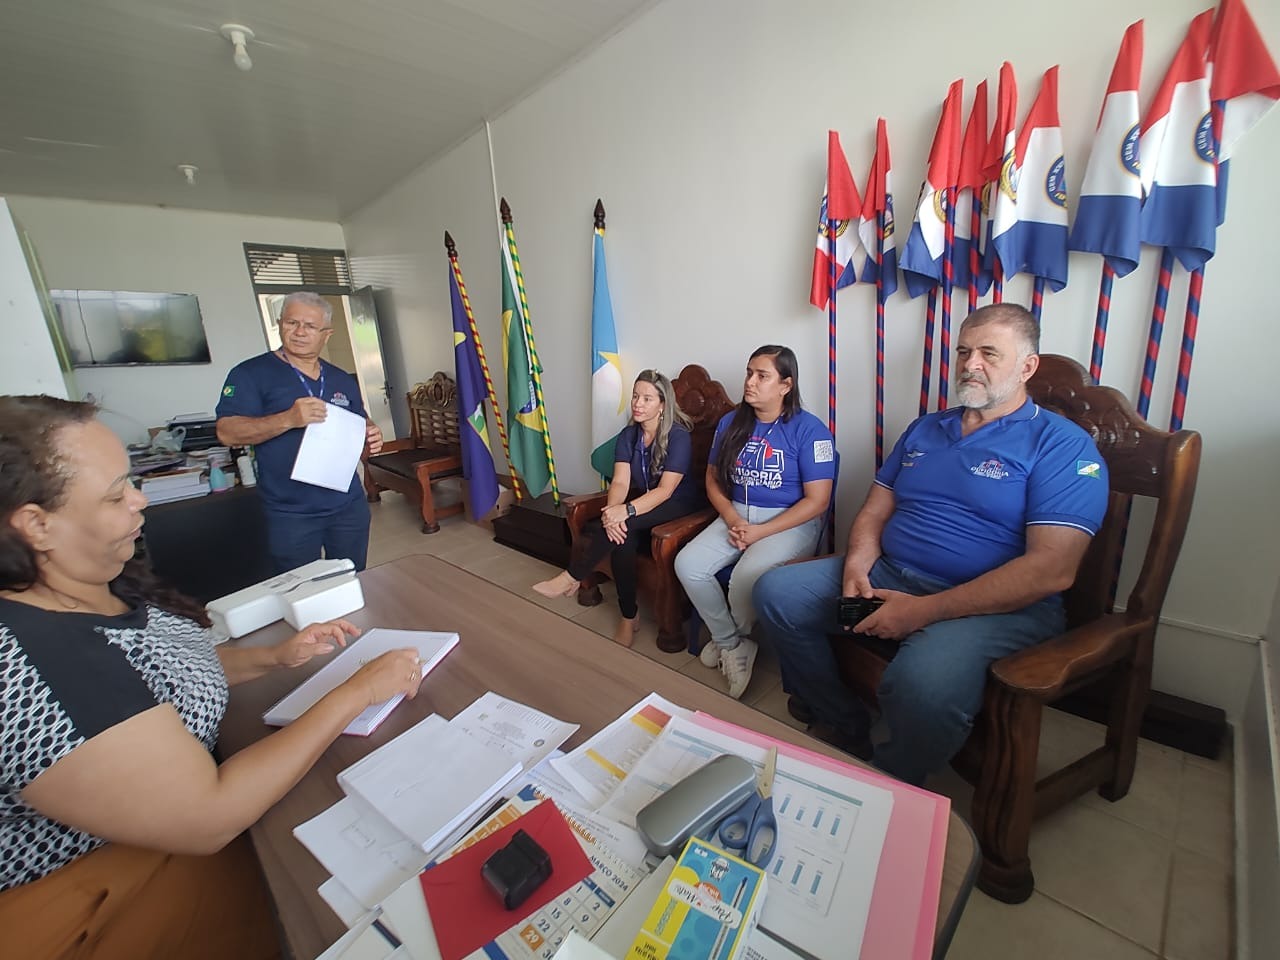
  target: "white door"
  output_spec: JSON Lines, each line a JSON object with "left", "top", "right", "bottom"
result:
{"left": 343, "top": 287, "right": 395, "bottom": 442}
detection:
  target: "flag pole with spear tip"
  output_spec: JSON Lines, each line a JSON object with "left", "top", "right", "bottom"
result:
{"left": 501, "top": 198, "right": 560, "bottom": 505}
{"left": 444, "top": 230, "right": 521, "bottom": 499}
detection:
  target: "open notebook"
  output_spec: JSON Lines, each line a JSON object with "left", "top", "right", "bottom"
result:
{"left": 263, "top": 628, "right": 460, "bottom": 736}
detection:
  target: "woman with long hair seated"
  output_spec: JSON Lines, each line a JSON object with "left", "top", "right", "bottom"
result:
{"left": 532, "top": 370, "right": 699, "bottom": 646}
{"left": 0, "top": 395, "right": 426, "bottom": 959}
{"left": 675, "top": 345, "right": 834, "bottom": 699}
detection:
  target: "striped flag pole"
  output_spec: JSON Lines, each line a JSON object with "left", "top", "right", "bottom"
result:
{"left": 1030, "top": 276, "right": 1045, "bottom": 320}
{"left": 875, "top": 210, "right": 887, "bottom": 468}
{"left": 1137, "top": 247, "right": 1174, "bottom": 419}
{"left": 827, "top": 218, "right": 838, "bottom": 439}
{"left": 1089, "top": 263, "right": 1116, "bottom": 382}
{"left": 444, "top": 232, "right": 521, "bottom": 498}
{"left": 937, "top": 185, "right": 957, "bottom": 410}
{"left": 1170, "top": 266, "right": 1203, "bottom": 431}
{"left": 992, "top": 259, "right": 1004, "bottom": 304}
{"left": 919, "top": 287, "right": 937, "bottom": 416}
{"left": 504, "top": 219, "right": 561, "bottom": 505}
{"left": 967, "top": 194, "right": 981, "bottom": 313}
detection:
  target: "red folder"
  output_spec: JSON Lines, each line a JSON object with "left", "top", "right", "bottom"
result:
{"left": 418, "top": 800, "right": 593, "bottom": 960}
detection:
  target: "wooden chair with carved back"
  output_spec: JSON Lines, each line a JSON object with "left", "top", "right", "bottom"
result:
{"left": 830, "top": 354, "right": 1201, "bottom": 902}
{"left": 564, "top": 364, "right": 734, "bottom": 652}
{"left": 362, "top": 372, "right": 465, "bottom": 533}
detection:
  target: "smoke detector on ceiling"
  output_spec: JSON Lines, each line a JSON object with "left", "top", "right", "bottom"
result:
{"left": 219, "top": 23, "right": 255, "bottom": 71}
{"left": 177, "top": 164, "right": 198, "bottom": 186}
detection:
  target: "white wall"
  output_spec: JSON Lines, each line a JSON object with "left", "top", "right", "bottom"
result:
{"left": 341, "top": 0, "right": 1280, "bottom": 718}
{"left": 5, "top": 196, "right": 344, "bottom": 443}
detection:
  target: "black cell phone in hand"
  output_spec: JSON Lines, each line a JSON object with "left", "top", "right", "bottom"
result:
{"left": 837, "top": 596, "right": 884, "bottom": 628}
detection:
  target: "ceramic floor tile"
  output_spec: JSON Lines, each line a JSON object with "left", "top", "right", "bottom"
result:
{"left": 746, "top": 680, "right": 807, "bottom": 733}
{"left": 1163, "top": 848, "right": 1233, "bottom": 960}
{"left": 676, "top": 646, "right": 776, "bottom": 703}
{"left": 948, "top": 889, "right": 1156, "bottom": 960}
{"left": 1175, "top": 762, "right": 1234, "bottom": 867}
{"left": 1027, "top": 803, "right": 1173, "bottom": 950}
{"left": 1036, "top": 707, "right": 1108, "bottom": 779}
{"left": 1080, "top": 742, "right": 1184, "bottom": 840}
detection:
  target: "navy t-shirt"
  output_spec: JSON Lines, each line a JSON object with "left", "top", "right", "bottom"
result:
{"left": 215, "top": 351, "right": 367, "bottom": 515}
{"left": 612, "top": 423, "right": 698, "bottom": 503}
{"left": 874, "top": 398, "right": 1109, "bottom": 586}
{"left": 709, "top": 409, "right": 836, "bottom": 508}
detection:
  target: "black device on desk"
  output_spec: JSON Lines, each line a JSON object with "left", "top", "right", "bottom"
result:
{"left": 482, "top": 830, "right": 553, "bottom": 910}
{"left": 168, "top": 416, "right": 220, "bottom": 451}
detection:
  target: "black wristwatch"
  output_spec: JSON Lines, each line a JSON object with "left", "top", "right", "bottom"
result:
{"left": 625, "top": 503, "right": 637, "bottom": 518}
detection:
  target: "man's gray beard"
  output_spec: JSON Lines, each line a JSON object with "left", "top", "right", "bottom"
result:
{"left": 956, "top": 376, "right": 1016, "bottom": 410}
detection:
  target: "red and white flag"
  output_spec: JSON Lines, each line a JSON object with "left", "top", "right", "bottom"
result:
{"left": 809, "top": 130, "right": 862, "bottom": 309}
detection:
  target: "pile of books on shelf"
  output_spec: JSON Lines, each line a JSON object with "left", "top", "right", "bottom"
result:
{"left": 139, "top": 466, "right": 209, "bottom": 504}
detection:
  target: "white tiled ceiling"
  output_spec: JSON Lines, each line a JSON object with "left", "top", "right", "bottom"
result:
{"left": 0, "top": 0, "right": 654, "bottom": 220}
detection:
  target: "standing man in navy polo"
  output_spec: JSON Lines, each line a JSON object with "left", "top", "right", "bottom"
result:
{"left": 215, "top": 292, "right": 383, "bottom": 573}
{"left": 753, "top": 304, "right": 1109, "bottom": 785}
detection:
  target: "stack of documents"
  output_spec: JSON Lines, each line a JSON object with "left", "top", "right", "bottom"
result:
{"left": 339, "top": 714, "right": 521, "bottom": 854}
{"left": 265, "top": 629, "right": 458, "bottom": 736}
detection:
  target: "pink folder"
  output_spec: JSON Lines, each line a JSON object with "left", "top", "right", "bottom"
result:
{"left": 691, "top": 712, "right": 949, "bottom": 960}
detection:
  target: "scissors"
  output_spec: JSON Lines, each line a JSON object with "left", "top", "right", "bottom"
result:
{"left": 716, "top": 747, "right": 777, "bottom": 868}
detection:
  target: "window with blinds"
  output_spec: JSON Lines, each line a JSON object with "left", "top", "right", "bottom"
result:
{"left": 243, "top": 243, "right": 353, "bottom": 294}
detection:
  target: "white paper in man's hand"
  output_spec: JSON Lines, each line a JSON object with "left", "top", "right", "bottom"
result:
{"left": 291, "top": 402, "right": 367, "bottom": 491}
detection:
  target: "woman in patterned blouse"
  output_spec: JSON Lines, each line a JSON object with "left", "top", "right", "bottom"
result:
{"left": 0, "top": 395, "right": 425, "bottom": 959}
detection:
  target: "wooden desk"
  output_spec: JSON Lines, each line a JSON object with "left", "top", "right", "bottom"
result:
{"left": 219, "top": 555, "right": 977, "bottom": 960}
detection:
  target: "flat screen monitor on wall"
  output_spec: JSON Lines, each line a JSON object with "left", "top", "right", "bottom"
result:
{"left": 50, "top": 289, "right": 212, "bottom": 367}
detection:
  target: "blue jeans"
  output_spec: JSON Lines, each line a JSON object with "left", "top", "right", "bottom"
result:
{"left": 262, "top": 497, "right": 372, "bottom": 573}
{"left": 754, "top": 554, "right": 1064, "bottom": 785}
{"left": 674, "top": 504, "right": 824, "bottom": 649}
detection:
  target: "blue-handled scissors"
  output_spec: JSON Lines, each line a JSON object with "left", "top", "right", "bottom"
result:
{"left": 716, "top": 746, "right": 778, "bottom": 868}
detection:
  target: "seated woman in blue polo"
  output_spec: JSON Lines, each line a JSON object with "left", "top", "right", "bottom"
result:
{"left": 675, "top": 345, "right": 834, "bottom": 700}
{"left": 532, "top": 370, "right": 700, "bottom": 646}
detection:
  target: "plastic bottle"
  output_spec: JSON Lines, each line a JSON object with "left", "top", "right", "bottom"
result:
{"left": 209, "top": 463, "right": 232, "bottom": 493}
{"left": 237, "top": 453, "right": 257, "bottom": 487}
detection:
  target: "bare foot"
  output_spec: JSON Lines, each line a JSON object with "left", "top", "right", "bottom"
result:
{"left": 613, "top": 616, "right": 640, "bottom": 647}
{"left": 532, "top": 571, "right": 579, "bottom": 599}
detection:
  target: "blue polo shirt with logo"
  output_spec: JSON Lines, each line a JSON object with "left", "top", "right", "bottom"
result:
{"left": 710, "top": 409, "right": 836, "bottom": 508}
{"left": 874, "top": 398, "right": 1108, "bottom": 586}
{"left": 216, "top": 351, "right": 367, "bottom": 516}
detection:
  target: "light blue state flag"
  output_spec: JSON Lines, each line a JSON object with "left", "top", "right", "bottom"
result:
{"left": 589, "top": 228, "right": 624, "bottom": 481}
{"left": 450, "top": 264, "right": 499, "bottom": 520}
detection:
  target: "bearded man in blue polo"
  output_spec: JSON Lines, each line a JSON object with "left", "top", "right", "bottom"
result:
{"left": 215, "top": 292, "right": 382, "bottom": 573}
{"left": 754, "top": 304, "right": 1108, "bottom": 785}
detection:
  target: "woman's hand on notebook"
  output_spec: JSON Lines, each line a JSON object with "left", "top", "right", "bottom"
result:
{"left": 345, "top": 648, "right": 427, "bottom": 706}
{"left": 273, "top": 619, "right": 361, "bottom": 669}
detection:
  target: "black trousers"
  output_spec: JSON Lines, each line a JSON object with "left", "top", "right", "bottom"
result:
{"left": 568, "top": 495, "right": 699, "bottom": 618}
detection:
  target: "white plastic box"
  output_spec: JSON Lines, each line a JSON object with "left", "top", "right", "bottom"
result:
{"left": 207, "top": 558, "right": 365, "bottom": 638}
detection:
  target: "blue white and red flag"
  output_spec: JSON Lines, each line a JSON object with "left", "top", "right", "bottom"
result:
{"left": 1011, "top": 66, "right": 1070, "bottom": 292}
{"left": 954, "top": 79, "right": 990, "bottom": 293}
{"left": 1069, "top": 20, "right": 1144, "bottom": 277}
{"left": 900, "top": 80, "right": 964, "bottom": 298}
{"left": 858, "top": 118, "right": 899, "bottom": 298}
{"left": 809, "top": 130, "right": 862, "bottom": 308}
{"left": 1139, "top": 10, "right": 1217, "bottom": 271}
{"left": 983, "top": 63, "right": 1020, "bottom": 284}
{"left": 1208, "top": 0, "right": 1280, "bottom": 223}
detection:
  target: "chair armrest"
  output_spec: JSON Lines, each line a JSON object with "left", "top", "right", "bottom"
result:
{"left": 650, "top": 507, "right": 718, "bottom": 553}
{"left": 413, "top": 455, "right": 462, "bottom": 484}
{"left": 564, "top": 492, "right": 609, "bottom": 538}
{"left": 370, "top": 438, "right": 418, "bottom": 457}
{"left": 989, "top": 613, "right": 1152, "bottom": 700}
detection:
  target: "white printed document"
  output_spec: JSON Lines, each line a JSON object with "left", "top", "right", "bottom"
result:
{"left": 263, "top": 629, "right": 459, "bottom": 736}
{"left": 338, "top": 714, "right": 521, "bottom": 856}
{"left": 295, "top": 797, "right": 430, "bottom": 910}
{"left": 292, "top": 401, "right": 367, "bottom": 491}
{"left": 600, "top": 715, "right": 895, "bottom": 960}
{"left": 450, "top": 692, "right": 578, "bottom": 774}
{"left": 550, "top": 692, "right": 689, "bottom": 809}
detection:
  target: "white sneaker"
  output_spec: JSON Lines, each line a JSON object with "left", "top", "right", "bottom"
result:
{"left": 720, "top": 639, "right": 758, "bottom": 700}
{"left": 699, "top": 641, "right": 723, "bottom": 668}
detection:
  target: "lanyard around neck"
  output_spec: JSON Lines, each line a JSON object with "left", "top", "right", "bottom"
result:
{"left": 279, "top": 351, "right": 324, "bottom": 401}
